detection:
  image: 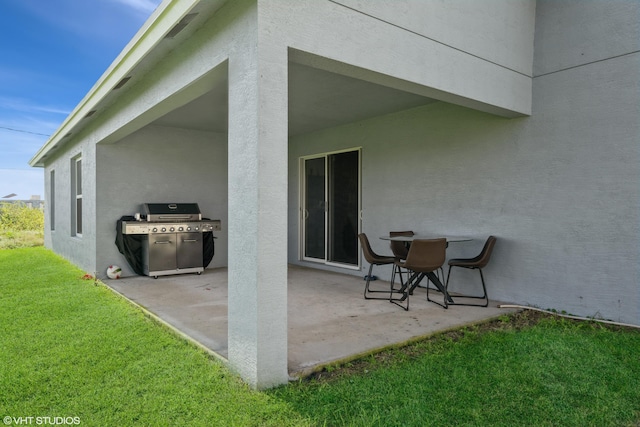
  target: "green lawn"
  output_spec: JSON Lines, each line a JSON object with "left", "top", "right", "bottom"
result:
{"left": 270, "top": 314, "right": 640, "bottom": 426}
{"left": 0, "top": 248, "right": 309, "bottom": 427}
{"left": 2, "top": 247, "right": 639, "bottom": 426}
{"left": 0, "top": 229, "right": 43, "bottom": 249}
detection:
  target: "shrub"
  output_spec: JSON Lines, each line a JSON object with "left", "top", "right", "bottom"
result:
{"left": 0, "top": 230, "right": 44, "bottom": 249}
{"left": 0, "top": 202, "right": 45, "bottom": 231}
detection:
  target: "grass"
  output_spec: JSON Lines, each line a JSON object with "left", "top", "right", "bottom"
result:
{"left": 270, "top": 313, "right": 640, "bottom": 426}
{"left": 2, "top": 247, "right": 640, "bottom": 426}
{"left": 0, "top": 229, "right": 44, "bottom": 249}
{"left": 0, "top": 248, "right": 310, "bottom": 427}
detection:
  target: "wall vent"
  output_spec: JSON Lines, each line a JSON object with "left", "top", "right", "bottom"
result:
{"left": 164, "top": 13, "right": 198, "bottom": 39}
{"left": 113, "top": 76, "right": 131, "bottom": 90}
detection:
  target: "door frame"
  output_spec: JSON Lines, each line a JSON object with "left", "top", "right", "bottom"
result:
{"left": 298, "top": 147, "right": 362, "bottom": 270}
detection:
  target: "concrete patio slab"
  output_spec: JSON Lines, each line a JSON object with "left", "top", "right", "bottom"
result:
{"left": 106, "top": 265, "right": 517, "bottom": 378}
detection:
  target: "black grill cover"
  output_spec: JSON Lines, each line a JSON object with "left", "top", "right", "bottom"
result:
{"left": 202, "top": 218, "right": 215, "bottom": 267}
{"left": 115, "top": 217, "right": 144, "bottom": 275}
{"left": 115, "top": 216, "right": 215, "bottom": 276}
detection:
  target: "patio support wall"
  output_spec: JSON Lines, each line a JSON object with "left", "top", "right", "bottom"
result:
{"left": 226, "top": 3, "right": 289, "bottom": 389}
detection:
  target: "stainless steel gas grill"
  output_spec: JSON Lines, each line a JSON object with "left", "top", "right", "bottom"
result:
{"left": 117, "top": 203, "right": 221, "bottom": 278}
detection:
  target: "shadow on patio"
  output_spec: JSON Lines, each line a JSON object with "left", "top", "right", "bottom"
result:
{"left": 107, "top": 265, "right": 516, "bottom": 378}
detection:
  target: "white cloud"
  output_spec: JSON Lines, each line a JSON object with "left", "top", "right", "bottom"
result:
{"left": 110, "top": 0, "right": 162, "bottom": 14}
{"left": 17, "top": 0, "right": 161, "bottom": 49}
{"left": 0, "top": 96, "right": 70, "bottom": 117}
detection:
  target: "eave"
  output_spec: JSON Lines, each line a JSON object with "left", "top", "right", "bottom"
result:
{"left": 28, "top": 0, "right": 205, "bottom": 167}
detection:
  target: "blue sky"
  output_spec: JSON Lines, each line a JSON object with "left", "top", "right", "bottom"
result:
{"left": 0, "top": 0, "right": 162, "bottom": 200}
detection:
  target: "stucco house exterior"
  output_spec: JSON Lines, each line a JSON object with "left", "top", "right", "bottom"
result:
{"left": 30, "top": 0, "right": 639, "bottom": 389}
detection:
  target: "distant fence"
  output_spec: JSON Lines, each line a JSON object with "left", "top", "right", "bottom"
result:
{"left": 1, "top": 199, "right": 45, "bottom": 210}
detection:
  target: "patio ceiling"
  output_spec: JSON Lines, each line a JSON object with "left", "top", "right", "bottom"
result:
{"left": 152, "top": 61, "right": 437, "bottom": 137}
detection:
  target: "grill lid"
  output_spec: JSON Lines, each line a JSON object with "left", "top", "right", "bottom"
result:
{"left": 142, "top": 203, "right": 202, "bottom": 221}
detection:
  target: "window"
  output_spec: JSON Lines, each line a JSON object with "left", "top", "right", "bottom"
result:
{"left": 71, "top": 156, "right": 82, "bottom": 236}
{"left": 50, "top": 170, "right": 55, "bottom": 231}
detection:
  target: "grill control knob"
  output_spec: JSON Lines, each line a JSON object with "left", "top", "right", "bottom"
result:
{"left": 178, "top": 227, "right": 184, "bottom": 232}
{"left": 195, "top": 226, "right": 200, "bottom": 231}
{"left": 161, "top": 227, "right": 166, "bottom": 232}
{"left": 170, "top": 227, "right": 175, "bottom": 232}
{"left": 187, "top": 227, "right": 192, "bottom": 231}
{"left": 152, "top": 228, "right": 158, "bottom": 233}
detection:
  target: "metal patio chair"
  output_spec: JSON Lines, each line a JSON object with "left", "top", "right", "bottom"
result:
{"left": 389, "top": 231, "right": 445, "bottom": 297}
{"left": 393, "top": 238, "right": 447, "bottom": 310}
{"left": 358, "top": 233, "right": 397, "bottom": 300}
{"left": 443, "top": 235, "right": 497, "bottom": 307}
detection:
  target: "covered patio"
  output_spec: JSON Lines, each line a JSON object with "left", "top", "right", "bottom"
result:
{"left": 107, "top": 266, "right": 516, "bottom": 378}
{"left": 28, "top": 0, "right": 639, "bottom": 389}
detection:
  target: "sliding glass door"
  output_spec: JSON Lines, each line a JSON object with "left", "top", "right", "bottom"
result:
{"left": 302, "top": 149, "right": 360, "bottom": 267}
{"left": 304, "top": 157, "right": 326, "bottom": 260}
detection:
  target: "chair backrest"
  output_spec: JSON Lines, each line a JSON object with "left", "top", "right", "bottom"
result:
{"left": 389, "top": 230, "right": 414, "bottom": 259}
{"left": 404, "top": 238, "right": 446, "bottom": 272}
{"left": 475, "top": 236, "right": 497, "bottom": 268}
{"left": 358, "top": 233, "right": 378, "bottom": 264}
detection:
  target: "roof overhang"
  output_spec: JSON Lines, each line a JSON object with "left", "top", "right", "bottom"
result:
{"left": 29, "top": 0, "right": 228, "bottom": 167}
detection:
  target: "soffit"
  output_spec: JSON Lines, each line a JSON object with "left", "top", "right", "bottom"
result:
{"left": 152, "top": 61, "right": 436, "bottom": 136}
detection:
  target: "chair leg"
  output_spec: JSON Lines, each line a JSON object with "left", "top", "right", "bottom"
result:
{"left": 363, "top": 264, "right": 375, "bottom": 299}
{"left": 391, "top": 264, "right": 404, "bottom": 292}
{"left": 364, "top": 263, "right": 405, "bottom": 301}
{"left": 444, "top": 266, "right": 489, "bottom": 307}
{"left": 476, "top": 269, "right": 489, "bottom": 307}
{"left": 388, "top": 265, "right": 409, "bottom": 310}
{"left": 389, "top": 272, "right": 410, "bottom": 311}
{"left": 389, "top": 293, "right": 409, "bottom": 311}
{"left": 393, "top": 264, "right": 408, "bottom": 291}
{"left": 424, "top": 271, "right": 449, "bottom": 309}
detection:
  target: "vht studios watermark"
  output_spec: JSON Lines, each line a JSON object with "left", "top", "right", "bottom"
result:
{"left": 3, "top": 416, "right": 81, "bottom": 425}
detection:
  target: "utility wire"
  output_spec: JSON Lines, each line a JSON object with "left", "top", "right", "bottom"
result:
{"left": 0, "top": 126, "right": 50, "bottom": 137}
